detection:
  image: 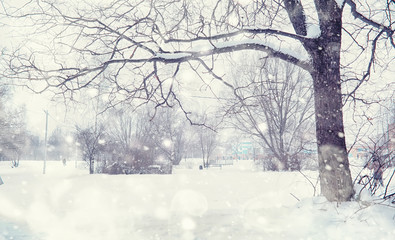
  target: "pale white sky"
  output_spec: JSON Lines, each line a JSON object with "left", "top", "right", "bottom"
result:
{"left": 11, "top": 89, "right": 72, "bottom": 136}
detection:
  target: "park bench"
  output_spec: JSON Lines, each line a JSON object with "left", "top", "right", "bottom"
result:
{"left": 208, "top": 159, "right": 234, "bottom": 169}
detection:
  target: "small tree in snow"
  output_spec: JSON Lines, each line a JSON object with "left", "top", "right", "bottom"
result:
{"left": 76, "top": 124, "right": 105, "bottom": 174}
{"left": 196, "top": 115, "right": 218, "bottom": 168}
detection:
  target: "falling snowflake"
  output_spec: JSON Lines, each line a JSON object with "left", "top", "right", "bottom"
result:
{"left": 162, "top": 138, "right": 173, "bottom": 149}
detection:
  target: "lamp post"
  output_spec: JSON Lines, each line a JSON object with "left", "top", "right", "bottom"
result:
{"left": 75, "top": 142, "right": 80, "bottom": 168}
{"left": 43, "top": 110, "right": 48, "bottom": 174}
{"left": 65, "top": 135, "right": 74, "bottom": 167}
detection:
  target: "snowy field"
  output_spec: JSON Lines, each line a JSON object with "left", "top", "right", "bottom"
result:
{"left": 0, "top": 160, "right": 394, "bottom": 240}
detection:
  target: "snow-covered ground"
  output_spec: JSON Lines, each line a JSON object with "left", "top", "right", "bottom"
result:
{"left": 0, "top": 160, "right": 394, "bottom": 240}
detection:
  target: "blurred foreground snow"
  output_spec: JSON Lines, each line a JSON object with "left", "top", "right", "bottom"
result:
{"left": 0, "top": 160, "right": 394, "bottom": 240}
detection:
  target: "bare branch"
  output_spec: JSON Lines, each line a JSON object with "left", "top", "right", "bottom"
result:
{"left": 345, "top": 0, "right": 395, "bottom": 48}
{"left": 344, "top": 30, "right": 385, "bottom": 104}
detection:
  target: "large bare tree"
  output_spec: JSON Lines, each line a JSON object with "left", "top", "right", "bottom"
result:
{"left": 1, "top": 0, "right": 394, "bottom": 201}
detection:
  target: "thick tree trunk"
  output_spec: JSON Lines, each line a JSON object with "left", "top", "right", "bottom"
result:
{"left": 308, "top": 5, "right": 354, "bottom": 201}
{"left": 311, "top": 62, "right": 354, "bottom": 202}
{"left": 283, "top": 0, "right": 354, "bottom": 201}
{"left": 89, "top": 158, "right": 94, "bottom": 174}
{"left": 278, "top": 153, "right": 289, "bottom": 171}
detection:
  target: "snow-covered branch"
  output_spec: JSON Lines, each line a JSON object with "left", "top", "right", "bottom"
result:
{"left": 164, "top": 27, "right": 311, "bottom": 44}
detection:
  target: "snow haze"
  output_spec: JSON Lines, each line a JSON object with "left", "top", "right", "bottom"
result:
{"left": 0, "top": 161, "right": 394, "bottom": 240}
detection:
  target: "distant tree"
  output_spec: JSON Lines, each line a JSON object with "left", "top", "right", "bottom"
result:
{"left": 199, "top": 127, "right": 218, "bottom": 168}
{"left": 182, "top": 126, "right": 201, "bottom": 160}
{"left": 107, "top": 108, "right": 136, "bottom": 154}
{"left": 227, "top": 58, "right": 315, "bottom": 171}
{"left": 105, "top": 107, "right": 155, "bottom": 174}
{"left": 47, "top": 127, "right": 71, "bottom": 161}
{"left": 150, "top": 107, "right": 186, "bottom": 166}
{"left": 104, "top": 106, "right": 186, "bottom": 174}
{"left": 196, "top": 114, "right": 218, "bottom": 168}
{"left": 0, "top": 88, "right": 27, "bottom": 164}
{"left": 76, "top": 124, "right": 105, "bottom": 174}
{"left": 24, "top": 134, "right": 42, "bottom": 160}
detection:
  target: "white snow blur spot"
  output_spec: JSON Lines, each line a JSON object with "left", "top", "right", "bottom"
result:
{"left": 181, "top": 217, "right": 196, "bottom": 230}
{"left": 156, "top": 52, "right": 191, "bottom": 59}
{"left": 257, "top": 216, "right": 268, "bottom": 225}
{"left": 87, "top": 88, "right": 98, "bottom": 98}
{"left": 258, "top": 123, "right": 267, "bottom": 133}
{"left": 335, "top": 0, "right": 345, "bottom": 8}
{"left": 336, "top": 156, "right": 344, "bottom": 162}
{"left": 337, "top": 132, "right": 345, "bottom": 138}
{"left": 65, "top": 135, "right": 73, "bottom": 144}
{"left": 235, "top": 0, "right": 253, "bottom": 6}
{"left": 154, "top": 206, "right": 170, "bottom": 220}
{"left": 325, "top": 165, "right": 332, "bottom": 171}
{"left": 156, "top": 155, "right": 166, "bottom": 163}
{"left": 143, "top": 146, "right": 150, "bottom": 151}
{"left": 298, "top": 97, "right": 306, "bottom": 104}
{"left": 306, "top": 24, "right": 321, "bottom": 38}
{"left": 162, "top": 138, "right": 173, "bottom": 149}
